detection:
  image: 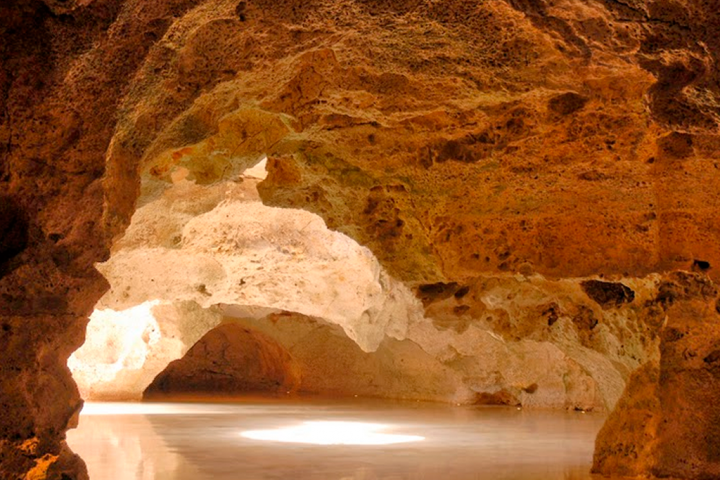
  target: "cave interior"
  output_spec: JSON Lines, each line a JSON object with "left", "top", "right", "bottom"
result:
{"left": 2, "top": 0, "right": 720, "bottom": 479}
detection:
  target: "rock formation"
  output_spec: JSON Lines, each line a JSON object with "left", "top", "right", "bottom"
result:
{"left": 3, "top": 0, "right": 720, "bottom": 478}
{"left": 71, "top": 172, "right": 658, "bottom": 410}
{"left": 594, "top": 272, "right": 720, "bottom": 478}
{"left": 92, "top": 175, "right": 419, "bottom": 353}
{"left": 144, "top": 322, "right": 301, "bottom": 398}
{"left": 68, "top": 301, "right": 223, "bottom": 400}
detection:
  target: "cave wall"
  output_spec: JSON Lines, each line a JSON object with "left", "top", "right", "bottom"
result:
{"left": 94, "top": 176, "right": 419, "bottom": 353}
{"left": 0, "top": 0, "right": 196, "bottom": 477}
{"left": 2, "top": 0, "right": 720, "bottom": 478}
{"left": 594, "top": 272, "right": 720, "bottom": 478}
{"left": 143, "top": 294, "right": 654, "bottom": 408}
{"left": 75, "top": 172, "right": 658, "bottom": 410}
{"left": 143, "top": 322, "right": 301, "bottom": 399}
{"left": 68, "top": 301, "right": 223, "bottom": 401}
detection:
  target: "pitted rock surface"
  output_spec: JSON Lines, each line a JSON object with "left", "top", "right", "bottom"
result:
{"left": 4, "top": 0, "right": 720, "bottom": 478}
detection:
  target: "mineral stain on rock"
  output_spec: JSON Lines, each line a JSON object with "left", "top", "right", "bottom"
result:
{"left": 417, "top": 282, "right": 460, "bottom": 306}
{"left": 580, "top": 280, "right": 635, "bottom": 309}
{"left": 548, "top": 92, "right": 588, "bottom": 115}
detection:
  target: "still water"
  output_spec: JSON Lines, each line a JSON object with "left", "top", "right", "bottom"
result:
{"left": 67, "top": 400, "right": 607, "bottom": 480}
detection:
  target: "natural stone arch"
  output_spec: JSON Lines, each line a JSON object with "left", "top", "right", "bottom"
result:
{"left": 143, "top": 322, "right": 301, "bottom": 399}
{"left": 68, "top": 163, "right": 425, "bottom": 401}
{"left": 69, "top": 164, "right": 651, "bottom": 409}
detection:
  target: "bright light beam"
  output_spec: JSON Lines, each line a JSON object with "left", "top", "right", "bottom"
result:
{"left": 241, "top": 421, "right": 424, "bottom": 445}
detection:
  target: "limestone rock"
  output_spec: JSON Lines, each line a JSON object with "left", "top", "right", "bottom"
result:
{"left": 409, "top": 274, "right": 663, "bottom": 410}
{"left": 81, "top": 173, "right": 662, "bottom": 410}
{"left": 593, "top": 272, "right": 720, "bottom": 479}
{"left": 68, "top": 301, "right": 222, "bottom": 400}
{"left": 96, "top": 176, "right": 422, "bottom": 352}
{"left": 149, "top": 312, "right": 472, "bottom": 403}
{"left": 132, "top": 268, "right": 662, "bottom": 410}
{"left": 593, "top": 361, "right": 661, "bottom": 477}
{"left": 652, "top": 274, "right": 720, "bottom": 479}
{"left": 580, "top": 280, "right": 636, "bottom": 309}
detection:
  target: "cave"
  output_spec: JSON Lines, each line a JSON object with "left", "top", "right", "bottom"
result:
{"left": 2, "top": 0, "right": 720, "bottom": 479}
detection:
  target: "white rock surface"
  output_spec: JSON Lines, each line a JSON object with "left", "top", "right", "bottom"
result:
{"left": 97, "top": 175, "right": 421, "bottom": 352}
{"left": 70, "top": 169, "right": 424, "bottom": 399}
{"left": 69, "top": 301, "right": 222, "bottom": 400}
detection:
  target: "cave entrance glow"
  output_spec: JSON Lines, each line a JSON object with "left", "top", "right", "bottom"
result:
{"left": 68, "top": 156, "right": 422, "bottom": 402}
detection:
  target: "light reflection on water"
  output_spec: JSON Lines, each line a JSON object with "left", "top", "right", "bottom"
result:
{"left": 67, "top": 400, "right": 607, "bottom": 480}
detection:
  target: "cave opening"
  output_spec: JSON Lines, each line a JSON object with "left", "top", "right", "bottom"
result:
{"left": 67, "top": 156, "right": 423, "bottom": 403}
{"left": 63, "top": 151, "right": 660, "bottom": 480}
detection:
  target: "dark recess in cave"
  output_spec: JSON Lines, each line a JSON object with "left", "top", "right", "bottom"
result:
{"left": 580, "top": 280, "right": 635, "bottom": 309}
{"left": 0, "top": 196, "right": 29, "bottom": 279}
{"left": 693, "top": 259, "right": 711, "bottom": 271}
{"left": 144, "top": 323, "right": 297, "bottom": 400}
{"left": 417, "top": 282, "right": 459, "bottom": 305}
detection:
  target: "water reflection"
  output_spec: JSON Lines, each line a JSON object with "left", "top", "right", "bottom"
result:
{"left": 67, "top": 400, "right": 607, "bottom": 480}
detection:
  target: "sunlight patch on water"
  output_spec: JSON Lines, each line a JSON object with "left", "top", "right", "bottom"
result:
{"left": 241, "top": 421, "right": 425, "bottom": 445}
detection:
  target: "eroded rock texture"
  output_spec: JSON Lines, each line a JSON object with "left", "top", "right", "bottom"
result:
{"left": 94, "top": 175, "right": 419, "bottom": 352}
{"left": 68, "top": 301, "right": 222, "bottom": 400}
{"left": 0, "top": 0, "right": 182, "bottom": 477}
{"left": 143, "top": 293, "right": 655, "bottom": 408}
{"left": 594, "top": 272, "right": 720, "bottom": 479}
{"left": 3, "top": 0, "right": 720, "bottom": 478}
{"left": 73, "top": 172, "right": 658, "bottom": 410}
{"left": 145, "top": 313, "right": 465, "bottom": 402}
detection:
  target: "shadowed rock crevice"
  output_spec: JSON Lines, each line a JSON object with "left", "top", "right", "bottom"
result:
{"left": 144, "top": 323, "right": 299, "bottom": 399}
{"left": 581, "top": 280, "right": 635, "bottom": 309}
{"left": 0, "top": 196, "right": 29, "bottom": 279}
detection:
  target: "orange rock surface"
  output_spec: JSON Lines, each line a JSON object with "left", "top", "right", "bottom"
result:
{"left": 144, "top": 323, "right": 300, "bottom": 398}
{"left": 594, "top": 272, "right": 720, "bottom": 478}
